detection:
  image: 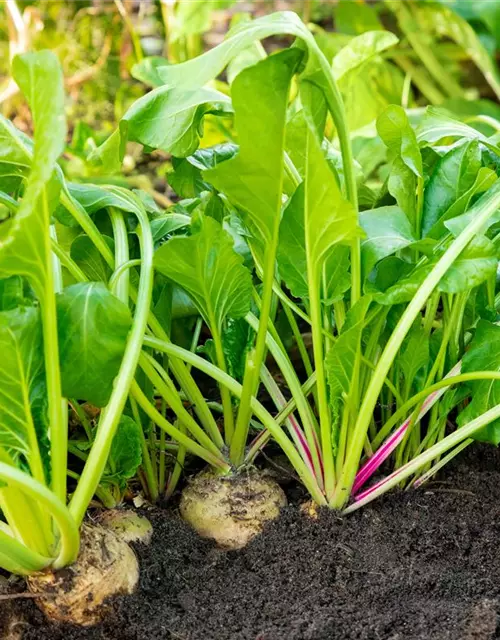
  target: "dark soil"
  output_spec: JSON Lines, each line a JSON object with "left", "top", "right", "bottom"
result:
{"left": 5, "top": 445, "right": 500, "bottom": 640}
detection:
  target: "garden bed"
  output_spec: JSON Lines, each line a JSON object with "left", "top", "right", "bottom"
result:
{"left": 4, "top": 444, "right": 500, "bottom": 640}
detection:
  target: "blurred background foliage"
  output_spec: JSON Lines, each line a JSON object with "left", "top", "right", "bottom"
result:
{"left": 1, "top": 0, "right": 499, "bottom": 197}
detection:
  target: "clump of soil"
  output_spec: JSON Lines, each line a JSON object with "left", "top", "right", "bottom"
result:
{"left": 5, "top": 444, "right": 500, "bottom": 640}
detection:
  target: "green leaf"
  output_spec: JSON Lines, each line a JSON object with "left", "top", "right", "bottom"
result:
{"left": 154, "top": 215, "right": 252, "bottom": 331}
{"left": 131, "top": 56, "right": 169, "bottom": 87}
{"left": 70, "top": 235, "right": 114, "bottom": 282}
{"left": 0, "top": 307, "right": 46, "bottom": 463}
{"left": 0, "top": 51, "right": 66, "bottom": 300}
{"left": 332, "top": 31, "right": 399, "bottom": 83}
{"left": 204, "top": 50, "right": 302, "bottom": 252}
{"left": 396, "top": 320, "right": 429, "bottom": 393}
{"left": 92, "top": 88, "right": 233, "bottom": 171}
{"left": 444, "top": 169, "right": 500, "bottom": 236}
{"left": 64, "top": 183, "right": 144, "bottom": 218}
{"left": 103, "top": 415, "right": 142, "bottom": 488}
{"left": 169, "top": 144, "right": 238, "bottom": 198}
{"left": 0, "top": 276, "right": 26, "bottom": 311}
{"left": 304, "top": 125, "right": 361, "bottom": 286}
{"left": 422, "top": 139, "right": 482, "bottom": 238}
{"left": 57, "top": 283, "right": 132, "bottom": 407}
{"left": 377, "top": 105, "right": 422, "bottom": 177}
{"left": 438, "top": 235, "right": 497, "bottom": 294}
{"left": 366, "top": 258, "right": 432, "bottom": 305}
{"left": 150, "top": 214, "right": 191, "bottom": 244}
{"left": 416, "top": 107, "right": 498, "bottom": 152}
{"left": 278, "top": 183, "right": 351, "bottom": 302}
{"left": 377, "top": 105, "right": 422, "bottom": 225}
{"left": 458, "top": 320, "right": 500, "bottom": 444}
{"left": 326, "top": 296, "right": 371, "bottom": 399}
{"left": 359, "top": 205, "right": 416, "bottom": 281}
{"left": 223, "top": 318, "right": 254, "bottom": 383}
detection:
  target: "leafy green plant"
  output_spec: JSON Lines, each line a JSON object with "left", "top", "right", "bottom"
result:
{"left": 93, "top": 11, "right": 500, "bottom": 512}
{"left": 0, "top": 49, "right": 154, "bottom": 577}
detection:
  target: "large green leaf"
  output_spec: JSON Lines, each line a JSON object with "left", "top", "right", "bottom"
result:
{"left": 63, "top": 184, "right": 144, "bottom": 218}
{"left": 304, "top": 125, "right": 361, "bottom": 287}
{"left": 57, "top": 283, "right": 132, "bottom": 407}
{"left": 458, "top": 321, "right": 500, "bottom": 444}
{"left": 0, "top": 51, "right": 66, "bottom": 299}
{"left": 0, "top": 307, "right": 45, "bottom": 463}
{"left": 422, "top": 139, "right": 482, "bottom": 238}
{"left": 154, "top": 215, "right": 252, "bottom": 331}
{"left": 359, "top": 206, "right": 416, "bottom": 281}
{"left": 92, "top": 88, "right": 233, "bottom": 172}
{"left": 204, "top": 50, "right": 302, "bottom": 251}
{"left": 278, "top": 183, "right": 351, "bottom": 302}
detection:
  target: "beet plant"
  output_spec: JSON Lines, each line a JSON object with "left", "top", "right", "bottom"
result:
{"left": 88, "top": 11, "right": 500, "bottom": 541}
{"left": 0, "top": 50, "right": 156, "bottom": 624}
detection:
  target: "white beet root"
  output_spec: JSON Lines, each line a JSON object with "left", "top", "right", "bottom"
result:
{"left": 98, "top": 509, "right": 153, "bottom": 545}
{"left": 180, "top": 471, "right": 287, "bottom": 549}
{"left": 28, "top": 524, "right": 139, "bottom": 626}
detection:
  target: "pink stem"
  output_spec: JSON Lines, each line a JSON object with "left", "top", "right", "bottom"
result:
{"left": 352, "top": 362, "right": 462, "bottom": 496}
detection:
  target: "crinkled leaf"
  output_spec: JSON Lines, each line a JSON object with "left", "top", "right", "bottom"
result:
{"left": 154, "top": 215, "right": 252, "bottom": 331}
{"left": 57, "top": 283, "right": 132, "bottom": 407}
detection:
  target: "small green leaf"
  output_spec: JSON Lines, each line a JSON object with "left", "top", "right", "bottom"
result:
{"left": 57, "top": 283, "right": 132, "bottom": 407}
{"left": 0, "top": 307, "right": 46, "bottom": 464}
{"left": 458, "top": 320, "right": 500, "bottom": 444}
{"left": 326, "top": 296, "right": 371, "bottom": 399}
{"left": 154, "top": 215, "right": 252, "bottom": 331}
{"left": 360, "top": 205, "right": 416, "bottom": 280}
{"left": 422, "top": 139, "right": 482, "bottom": 238}
{"left": 103, "top": 415, "right": 142, "bottom": 488}
{"left": 396, "top": 320, "right": 429, "bottom": 393}
{"left": 416, "top": 107, "right": 497, "bottom": 151}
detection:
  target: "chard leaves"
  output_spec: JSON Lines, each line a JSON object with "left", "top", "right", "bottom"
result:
{"left": 102, "top": 416, "right": 142, "bottom": 489}
{"left": 57, "top": 283, "right": 132, "bottom": 407}
{"left": 154, "top": 215, "right": 252, "bottom": 331}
